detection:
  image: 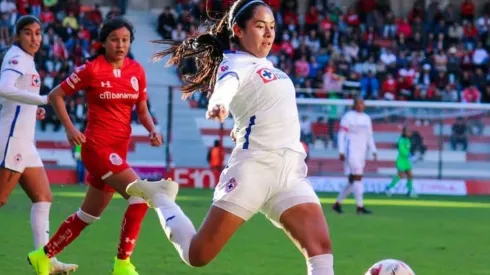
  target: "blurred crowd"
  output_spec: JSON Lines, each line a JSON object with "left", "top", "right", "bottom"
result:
{"left": 157, "top": 0, "right": 490, "bottom": 108}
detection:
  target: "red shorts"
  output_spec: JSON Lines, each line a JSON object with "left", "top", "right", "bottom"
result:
{"left": 81, "top": 143, "right": 129, "bottom": 193}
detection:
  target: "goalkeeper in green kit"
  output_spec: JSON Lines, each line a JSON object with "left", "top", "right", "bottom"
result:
{"left": 385, "top": 127, "right": 417, "bottom": 197}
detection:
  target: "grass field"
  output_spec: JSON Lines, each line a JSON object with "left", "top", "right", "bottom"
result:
{"left": 1, "top": 185, "right": 489, "bottom": 275}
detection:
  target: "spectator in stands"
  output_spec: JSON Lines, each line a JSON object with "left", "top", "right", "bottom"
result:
{"left": 360, "top": 70, "right": 379, "bottom": 99}
{"left": 300, "top": 115, "right": 313, "bottom": 144}
{"left": 450, "top": 117, "right": 469, "bottom": 151}
{"left": 462, "top": 85, "right": 481, "bottom": 103}
{"left": 207, "top": 140, "right": 225, "bottom": 173}
{"left": 0, "top": 0, "right": 15, "bottom": 46}
{"left": 157, "top": 6, "right": 175, "bottom": 39}
{"left": 410, "top": 130, "right": 427, "bottom": 160}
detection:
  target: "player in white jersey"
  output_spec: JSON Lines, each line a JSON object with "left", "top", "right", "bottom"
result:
{"left": 0, "top": 15, "right": 77, "bottom": 274}
{"left": 125, "top": 1, "right": 334, "bottom": 274}
{"left": 333, "top": 97, "right": 377, "bottom": 215}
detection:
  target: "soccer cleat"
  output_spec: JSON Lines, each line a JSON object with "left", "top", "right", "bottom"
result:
{"left": 385, "top": 189, "right": 392, "bottom": 197}
{"left": 407, "top": 192, "right": 418, "bottom": 198}
{"left": 28, "top": 248, "right": 51, "bottom": 275}
{"left": 112, "top": 257, "right": 138, "bottom": 275}
{"left": 126, "top": 178, "right": 179, "bottom": 207}
{"left": 50, "top": 258, "right": 78, "bottom": 274}
{"left": 332, "top": 202, "right": 343, "bottom": 214}
{"left": 356, "top": 206, "right": 372, "bottom": 215}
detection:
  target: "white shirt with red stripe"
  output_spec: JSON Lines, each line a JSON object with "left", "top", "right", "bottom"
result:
{"left": 338, "top": 110, "right": 377, "bottom": 162}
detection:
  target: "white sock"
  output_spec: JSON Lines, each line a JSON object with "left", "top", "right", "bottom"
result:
{"left": 336, "top": 184, "right": 353, "bottom": 203}
{"left": 353, "top": 180, "right": 364, "bottom": 207}
{"left": 153, "top": 194, "right": 196, "bottom": 266}
{"left": 30, "top": 202, "right": 51, "bottom": 249}
{"left": 307, "top": 254, "right": 334, "bottom": 275}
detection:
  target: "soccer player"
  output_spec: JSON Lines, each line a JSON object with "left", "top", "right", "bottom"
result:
{"left": 332, "top": 97, "right": 376, "bottom": 215}
{"left": 27, "top": 17, "right": 162, "bottom": 275}
{"left": 127, "top": 1, "right": 335, "bottom": 274}
{"left": 0, "top": 15, "right": 78, "bottom": 275}
{"left": 385, "top": 127, "right": 417, "bottom": 197}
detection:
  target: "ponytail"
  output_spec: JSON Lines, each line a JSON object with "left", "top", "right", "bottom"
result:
{"left": 152, "top": 14, "right": 232, "bottom": 99}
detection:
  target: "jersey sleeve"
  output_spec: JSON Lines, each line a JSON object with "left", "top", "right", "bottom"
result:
{"left": 208, "top": 60, "right": 241, "bottom": 111}
{"left": 137, "top": 66, "right": 148, "bottom": 102}
{"left": 1, "top": 52, "right": 29, "bottom": 76}
{"left": 60, "top": 63, "right": 92, "bottom": 96}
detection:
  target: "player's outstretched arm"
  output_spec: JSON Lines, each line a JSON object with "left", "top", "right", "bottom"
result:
{"left": 0, "top": 70, "right": 47, "bottom": 105}
{"left": 48, "top": 85, "right": 85, "bottom": 145}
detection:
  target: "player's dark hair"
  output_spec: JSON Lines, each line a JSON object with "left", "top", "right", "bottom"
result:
{"left": 152, "top": 0, "right": 270, "bottom": 99}
{"left": 15, "top": 15, "right": 42, "bottom": 36}
{"left": 93, "top": 17, "right": 135, "bottom": 58}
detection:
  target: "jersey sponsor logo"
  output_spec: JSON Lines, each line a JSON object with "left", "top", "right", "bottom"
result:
{"left": 7, "top": 58, "right": 18, "bottom": 65}
{"left": 130, "top": 76, "right": 139, "bottom": 92}
{"left": 113, "top": 69, "right": 121, "bottom": 78}
{"left": 225, "top": 177, "right": 237, "bottom": 192}
{"left": 220, "top": 65, "right": 229, "bottom": 72}
{"left": 109, "top": 153, "right": 123, "bottom": 166}
{"left": 101, "top": 81, "right": 112, "bottom": 88}
{"left": 31, "top": 75, "right": 41, "bottom": 87}
{"left": 100, "top": 91, "right": 139, "bottom": 100}
{"left": 256, "top": 68, "right": 277, "bottom": 83}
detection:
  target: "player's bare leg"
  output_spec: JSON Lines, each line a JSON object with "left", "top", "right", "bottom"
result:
{"left": 126, "top": 179, "right": 246, "bottom": 267}
{"left": 104, "top": 168, "right": 150, "bottom": 275}
{"left": 280, "top": 203, "right": 334, "bottom": 275}
{"left": 333, "top": 175, "right": 354, "bottom": 214}
{"left": 385, "top": 171, "right": 405, "bottom": 197}
{"left": 0, "top": 167, "right": 22, "bottom": 207}
{"left": 352, "top": 174, "right": 371, "bottom": 214}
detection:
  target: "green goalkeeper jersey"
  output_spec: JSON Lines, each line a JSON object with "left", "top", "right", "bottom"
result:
{"left": 397, "top": 137, "right": 411, "bottom": 160}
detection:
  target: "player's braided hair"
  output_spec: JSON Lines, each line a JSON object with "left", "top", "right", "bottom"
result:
{"left": 152, "top": 0, "right": 269, "bottom": 99}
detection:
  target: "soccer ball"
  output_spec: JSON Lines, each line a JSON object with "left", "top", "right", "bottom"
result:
{"left": 365, "top": 259, "right": 415, "bottom": 275}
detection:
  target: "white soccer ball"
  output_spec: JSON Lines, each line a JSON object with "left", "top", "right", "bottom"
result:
{"left": 365, "top": 259, "right": 415, "bottom": 275}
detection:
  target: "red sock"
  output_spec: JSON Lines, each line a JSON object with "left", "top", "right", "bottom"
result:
{"left": 117, "top": 203, "right": 148, "bottom": 260}
{"left": 44, "top": 213, "right": 89, "bottom": 258}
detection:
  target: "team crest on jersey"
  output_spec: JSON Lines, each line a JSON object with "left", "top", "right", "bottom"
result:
{"left": 31, "top": 75, "right": 41, "bottom": 87}
{"left": 225, "top": 177, "right": 238, "bottom": 193}
{"left": 131, "top": 76, "right": 139, "bottom": 92}
{"left": 256, "top": 68, "right": 278, "bottom": 84}
{"left": 109, "top": 153, "right": 123, "bottom": 166}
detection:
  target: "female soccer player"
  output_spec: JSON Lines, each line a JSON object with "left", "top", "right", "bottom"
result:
{"left": 385, "top": 126, "right": 417, "bottom": 197}
{"left": 0, "top": 15, "right": 78, "bottom": 275}
{"left": 128, "top": 1, "right": 335, "bottom": 274}
{"left": 28, "top": 17, "right": 162, "bottom": 275}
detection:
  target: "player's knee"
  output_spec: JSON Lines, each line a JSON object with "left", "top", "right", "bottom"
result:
{"left": 304, "top": 235, "right": 333, "bottom": 257}
{"left": 188, "top": 244, "right": 214, "bottom": 267}
{"left": 31, "top": 194, "right": 53, "bottom": 203}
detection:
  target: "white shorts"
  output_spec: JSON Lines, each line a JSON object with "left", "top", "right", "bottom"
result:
{"left": 0, "top": 135, "right": 43, "bottom": 173}
{"left": 344, "top": 158, "right": 365, "bottom": 176}
{"left": 213, "top": 149, "right": 320, "bottom": 228}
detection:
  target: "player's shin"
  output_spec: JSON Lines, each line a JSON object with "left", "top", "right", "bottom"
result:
{"left": 44, "top": 209, "right": 99, "bottom": 258}
{"left": 153, "top": 195, "right": 196, "bottom": 266}
{"left": 117, "top": 197, "right": 149, "bottom": 260}
{"left": 406, "top": 178, "right": 413, "bottom": 193}
{"left": 386, "top": 175, "right": 400, "bottom": 190}
{"left": 353, "top": 180, "right": 364, "bottom": 207}
{"left": 336, "top": 184, "right": 353, "bottom": 203}
{"left": 30, "top": 202, "right": 51, "bottom": 249}
{"left": 307, "top": 254, "right": 334, "bottom": 275}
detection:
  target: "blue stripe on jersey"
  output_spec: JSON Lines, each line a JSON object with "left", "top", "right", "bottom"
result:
{"left": 224, "top": 50, "right": 236, "bottom": 54}
{"left": 0, "top": 105, "right": 21, "bottom": 167}
{"left": 218, "top": 71, "right": 239, "bottom": 81}
{"left": 242, "top": 115, "right": 256, "bottom": 150}
{"left": 2, "top": 68, "right": 24, "bottom": 75}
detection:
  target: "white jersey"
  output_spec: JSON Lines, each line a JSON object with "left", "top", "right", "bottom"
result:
{"left": 208, "top": 51, "right": 304, "bottom": 154}
{"left": 0, "top": 45, "right": 43, "bottom": 142}
{"left": 338, "top": 110, "right": 377, "bottom": 161}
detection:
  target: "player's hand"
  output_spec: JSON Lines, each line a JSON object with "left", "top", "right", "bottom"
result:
{"left": 230, "top": 130, "right": 236, "bottom": 143}
{"left": 66, "top": 127, "right": 86, "bottom": 146}
{"left": 373, "top": 152, "right": 378, "bottom": 161}
{"left": 36, "top": 107, "right": 46, "bottom": 120}
{"left": 149, "top": 131, "right": 163, "bottom": 147}
{"left": 206, "top": 104, "right": 229, "bottom": 123}
{"left": 339, "top": 153, "right": 345, "bottom": 161}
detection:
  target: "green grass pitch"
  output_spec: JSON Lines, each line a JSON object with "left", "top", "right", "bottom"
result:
{"left": 1, "top": 186, "right": 489, "bottom": 275}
